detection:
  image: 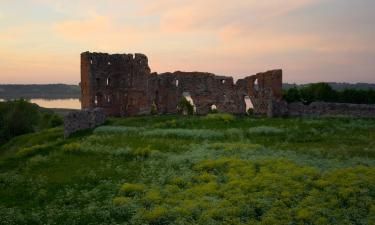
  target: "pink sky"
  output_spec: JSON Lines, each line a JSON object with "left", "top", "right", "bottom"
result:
{"left": 0, "top": 0, "right": 374, "bottom": 84}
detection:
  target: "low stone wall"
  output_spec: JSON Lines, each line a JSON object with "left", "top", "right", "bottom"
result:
{"left": 287, "top": 102, "right": 375, "bottom": 117}
{"left": 64, "top": 108, "right": 106, "bottom": 138}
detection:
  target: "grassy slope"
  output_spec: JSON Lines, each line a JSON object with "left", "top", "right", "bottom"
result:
{"left": 0, "top": 115, "right": 374, "bottom": 225}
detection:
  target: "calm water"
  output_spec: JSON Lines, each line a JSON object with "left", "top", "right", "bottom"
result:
{"left": 0, "top": 98, "right": 81, "bottom": 109}
{"left": 30, "top": 98, "right": 81, "bottom": 109}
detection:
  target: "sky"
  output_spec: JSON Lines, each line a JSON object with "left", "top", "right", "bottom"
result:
{"left": 0, "top": 0, "right": 374, "bottom": 84}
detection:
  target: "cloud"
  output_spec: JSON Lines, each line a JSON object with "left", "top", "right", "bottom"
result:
{"left": 141, "top": 0, "right": 318, "bottom": 32}
{"left": 53, "top": 11, "right": 147, "bottom": 51}
{"left": 1, "top": 0, "right": 374, "bottom": 83}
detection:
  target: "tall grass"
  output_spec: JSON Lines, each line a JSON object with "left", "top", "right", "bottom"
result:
{"left": 0, "top": 115, "right": 374, "bottom": 224}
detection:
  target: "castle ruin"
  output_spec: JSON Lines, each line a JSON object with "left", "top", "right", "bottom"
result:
{"left": 80, "top": 52, "right": 284, "bottom": 116}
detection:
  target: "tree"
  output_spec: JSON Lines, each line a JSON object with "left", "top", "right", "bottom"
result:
{"left": 0, "top": 100, "right": 43, "bottom": 144}
{"left": 299, "top": 83, "right": 338, "bottom": 104}
{"left": 283, "top": 86, "right": 301, "bottom": 103}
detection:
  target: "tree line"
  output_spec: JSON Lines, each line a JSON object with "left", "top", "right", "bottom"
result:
{"left": 283, "top": 83, "right": 375, "bottom": 104}
{"left": 0, "top": 99, "right": 63, "bottom": 145}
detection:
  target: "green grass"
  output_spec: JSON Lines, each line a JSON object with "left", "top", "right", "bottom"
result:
{"left": 0, "top": 115, "right": 375, "bottom": 224}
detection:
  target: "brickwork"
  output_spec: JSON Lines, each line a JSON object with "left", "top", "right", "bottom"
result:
{"left": 80, "top": 52, "right": 283, "bottom": 116}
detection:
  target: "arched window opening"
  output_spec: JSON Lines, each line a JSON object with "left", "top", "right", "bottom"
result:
{"left": 175, "top": 79, "right": 179, "bottom": 87}
{"left": 177, "top": 92, "right": 196, "bottom": 115}
{"left": 254, "top": 79, "right": 259, "bottom": 91}
{"left": 94, "top": 96, "right": 98, "bottom": 105}
{"left": 210, "top": 104, "right": 218, "bottom": 113}
{"left": 244, "top": 95, "right": 254, "bottom": 114}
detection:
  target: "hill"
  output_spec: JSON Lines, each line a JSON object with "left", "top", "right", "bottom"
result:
{"left": 283, "top": 82, "right": 375, "bottom": 90}
{"left": 0, "top": 115, "right": 374, "bottom": 224}
{"left": 0, "top": 84, "right": 80, "bottom": 100}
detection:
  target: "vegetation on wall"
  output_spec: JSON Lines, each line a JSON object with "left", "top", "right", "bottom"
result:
{"left": 177, "top": 97, "right": 194, "bottom": 115}
{"left": 283, "top": 82, "right": 375, "bottom": 104}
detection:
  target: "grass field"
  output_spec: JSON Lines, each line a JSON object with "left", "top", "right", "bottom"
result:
{"left": 1, "top": 114, "right": 375, "bottom": 225}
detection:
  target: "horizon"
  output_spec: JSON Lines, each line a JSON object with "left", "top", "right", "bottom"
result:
{"left": 1, "top": 0, "right": 375, "bottom": 84}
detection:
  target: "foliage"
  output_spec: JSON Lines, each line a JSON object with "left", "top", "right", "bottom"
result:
{"left": 151, "top": 102, "right": 158, "bottom": 115}
{"left": 177, "top": 97, "right": 194, "bottom": 115}
{"left": 0, "top": 99, "right": 63, "bottom": 146}
{"left": 247, "top": 108, "right": 254, "bottom": 115}
{"left": 203, "top": 113, "right": 235, "bottom": 123}
{"left": 248, "top": 126, "right": 284, "bottom": 135}
{"left": 283, "top": 82, "right": 375, "bottom": 104}
{"left": 0, "top": 115, "right": 375, "bottom": 224}
{"left": 113, "top": 159, "right": 374, "bottom": 224}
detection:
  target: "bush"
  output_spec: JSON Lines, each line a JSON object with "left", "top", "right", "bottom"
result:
{"left": 120, "top": 183, "right": 146, "bottom": 196}
{"left": 131, "top": 146, "right": 155, "bottom": 159}
{"left": 177, "top": 97, "right": 194, "bottom": 115}
{"left": 283, "top": 82, "right": 375, "bottom": 104}
{"left": 203, "top": 113, "right": 235, "bottom": 123}
{"left": 0, "top": 99, "right": 40, "bottom": 144}
{"left": 247, "top": 108, "right": 254, "bottom": 115}
{"left": 0, "top": 99, "right": 62, "bottom": 145}
{"left": 150, "top": 102, "right": 158, "bottom": 115}
{"left": 113, "top": 196, "right": 132, "bottom": 206}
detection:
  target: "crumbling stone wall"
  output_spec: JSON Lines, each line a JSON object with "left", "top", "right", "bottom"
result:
{"left": 236, "top": 70, "right": 283, "bottom": 115}
{"left": 287, "top": 102, "right": 375, "bottom": 117}
{"left": 80, "top": 52, "right": 283, "bottom": 117}
{"left": 64, "top": 108, "right": 106, "bottom": 138}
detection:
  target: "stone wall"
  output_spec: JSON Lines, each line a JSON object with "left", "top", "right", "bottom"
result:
{"left": 80, "top": 52, "right": 283, "bottom": 117}
{"left": 64, "top": 108, "right": 106, "bottom": 138}
{"left": 287, "top": 102, "right": 375, "bottom": 117}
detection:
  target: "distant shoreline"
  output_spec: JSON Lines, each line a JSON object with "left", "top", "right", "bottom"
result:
{"left": 0, "top": 84, "right": 80, "bottom": 100}
{"left": 1, "top": 83, "right": 374, "bottom": 100}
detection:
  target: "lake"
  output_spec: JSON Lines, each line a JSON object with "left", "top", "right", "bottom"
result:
{"left": 30, "top": 98, "right": 81, "bottom": 109}
{"left": 0, "top": 98, "right": 81, "bottom": 109}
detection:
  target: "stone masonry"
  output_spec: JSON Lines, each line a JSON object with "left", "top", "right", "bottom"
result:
{"left": 64, "top": 108, "right": 106, "bottom": 138}
{"left": 80, "top": 52, "right": 283, "bottom": 116}
{"left": 287, "top": 102, "right": 375, "bottom": 117}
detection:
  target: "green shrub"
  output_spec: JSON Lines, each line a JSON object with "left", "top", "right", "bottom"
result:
{"left": 113, "top": 196, "right": 132, "bottom": 206}
{"left": 131, "top": 146, "right": 155, "bottom": 159}
{"left": 177, "top": 97, "right": 194, "bottom": 115}
{"left": 61, "top": 142, "right": 81, "bottom": 153}
{"left": 16, "top": 143, "right": 51, "bottom": 157}
{"left": 144, "top": 206, "right": 170, "bottom": 224}
{"left": 150, "top": 102, "right": 158, "bottom": 115}
{"left": 0, "top": 99, "right": 40, "bottom": 144}
{"left": 120, "top": 183, "right": 146, "bottom": 196}
{"left": 203, "top": 113, "right": 235, "bottom": 123}
{"left": 247, "top": 108, "right": 254, "bottom": 115}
